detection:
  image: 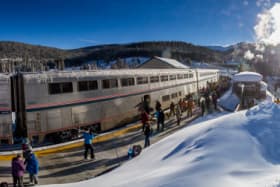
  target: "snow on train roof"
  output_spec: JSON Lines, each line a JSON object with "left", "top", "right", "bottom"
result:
{"left": 22, "top": 69, "right": 195, "bottom": 81}
{"left": 154, "top": 56, "right": 189, "bottom": 69}
{"left": 233, "top": 71, "right": 263, "bottom": 82}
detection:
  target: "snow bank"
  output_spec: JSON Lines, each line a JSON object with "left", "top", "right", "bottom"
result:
{"left": 43, "top": 102, "right": 280, "bottom": 187}
{"left": 218, "top": 86, "right": 240, "bottom": 111}
{"left": 245, "top": 102, "right": 280, "bottom": 164}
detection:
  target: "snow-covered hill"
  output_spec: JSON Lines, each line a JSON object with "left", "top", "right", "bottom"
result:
{"left": 44, "top": 102, "right": 280, "bottom": 187}
{"left": 205, "top": 45, "right": 233, "bottom": 52}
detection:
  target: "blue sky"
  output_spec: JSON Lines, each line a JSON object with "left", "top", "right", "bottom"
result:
{"left": 0, "top": 0, "right": 277, "bottom": 49}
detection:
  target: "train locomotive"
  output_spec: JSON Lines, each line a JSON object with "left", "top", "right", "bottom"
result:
{"left": 0, "top": 68, "right": 220, "bottom": 144}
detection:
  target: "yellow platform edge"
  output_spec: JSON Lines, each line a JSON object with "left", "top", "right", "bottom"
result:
{"left": 0, "top": 124, "right": 142, "bottom": 161}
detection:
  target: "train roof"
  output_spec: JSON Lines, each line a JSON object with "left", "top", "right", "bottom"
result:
{"left": 2, "top": 68, "right": 220, "bottom": 82}
{"left": 20, "top": 69, "right": 196, "bottom": 81}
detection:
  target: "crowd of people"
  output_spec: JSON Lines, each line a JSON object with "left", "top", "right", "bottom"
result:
{"left": 11, "top": 140, "right": 39, "bottom": 187}
{"left": 198, "top": 79, "right": 231, "bottom": 116}
{"left": 198, "top": 88, "right": 219, "bottom": 116}
{"left": 139, "top": 81, "right": 229, "bottom": 150}
{"left": 140, "top": 95, "right": 197, "bottom": 148}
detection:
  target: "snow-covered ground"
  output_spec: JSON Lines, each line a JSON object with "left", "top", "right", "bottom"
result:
{"left": 218, "top": 86, "right": 240, "bottom": 111}
{"left": 43, "top": 101, "right": 280, "bottom": 187}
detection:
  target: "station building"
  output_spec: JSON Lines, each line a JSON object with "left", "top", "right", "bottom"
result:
{"left": 232, "top": 71, "right": 266, "bottom": 107}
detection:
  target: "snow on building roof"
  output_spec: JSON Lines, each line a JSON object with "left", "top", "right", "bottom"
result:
{"left": 233, "top": 71, "right": 263, "bottom": 82}
{"left": 154, "top": 56, "right": 189, "bottom": 69}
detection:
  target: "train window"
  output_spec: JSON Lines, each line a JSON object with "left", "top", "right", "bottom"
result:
{"left": 62, "top": 82, "right": 73, "bottom": 93}
{"left": 200, "top": 72, "right": 213, "bottom": 77}
{"left": 171, "top": 93, "right": 178, "bottom": 98}
{"left": 49, "top": 82, "right": 73, "bottom": 94}
{"left": 49, "top": 83, "right": 61, "bottom": 94}
{"left": 137, "top": 77, "right": 148, "bottom": 85}
{"left": 110, "top": 79, "right": 118, "bottom": 88}
{"left": 150, "top": 76, "right": 159, "bottom": 83}
{"left": 103, "top": 80, "right": 110, "bottom": 89}
{"left": 177, "top": 74, "right": 184, "bottom": 79}
{"left": 102, "top": 79, "right": 118, "bottom": 89}
{"left": 184, "top": 74, "right": 189, "bottom": 79}
{"left": 162, "top": 95, "right": 170, "bottom": 102}
{"left": 189, "top": 74, "right": 194, "bottom": 78}
{"left": 121, "top": 78, "right": 135, "bottom": 87}
{"left": 88, "top": 80, "right": 98, "bottom": 90}
{"left": 78, "top": 80, "right": 98, "bottom": 91}
{"left": 78, "top": 81, "right": 88, "bottom": 91}
{"left": 169, "top": 75, "right": 176, "bottom": 80}
{"left": 160, "top": 75, "right": 168, "bottom": 82}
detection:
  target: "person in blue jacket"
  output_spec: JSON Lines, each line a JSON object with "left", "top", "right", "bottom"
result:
{"left": 25, "top": 152, "right": 39, "bottom": 185}
{"left": 83, "top": 128, "right": 95, "bottom": 159}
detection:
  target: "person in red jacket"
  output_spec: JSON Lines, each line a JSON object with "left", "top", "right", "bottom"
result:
{"left": 11, "top": 154, "right": 25, "bottom": 187}
{"left": 141, "top": 109, "right": 149, "bottom": 131}
{"left": 187, "top": 97, "right": 194, "bottom": 117}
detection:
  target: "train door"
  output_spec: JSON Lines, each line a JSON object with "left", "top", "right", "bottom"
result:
{"left": 11, "top": 73, "right": 28, "bottom": 141}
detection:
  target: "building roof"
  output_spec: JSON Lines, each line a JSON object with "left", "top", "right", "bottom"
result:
{"left": 138, "top": 56, "right": 189, "bottom": 69}
{"left": 233, "top": 71, "right": 263, "bottom": 82}
{"left": 154, "top": 56, "right": 189, "bottom": 69}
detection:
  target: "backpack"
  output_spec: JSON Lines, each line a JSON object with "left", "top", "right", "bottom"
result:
{"left": 132, "top": 145, "right": 142, "bottom": 157}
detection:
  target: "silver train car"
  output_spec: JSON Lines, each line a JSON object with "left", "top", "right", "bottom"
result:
{"left": 0, "top": 74, "right": 12, "bottom": 144}
{"left": 196, "top": 69, "right": 220, "bottom": 90}
{"left": 0, "top": 68, "right": 220, "bottom": 144}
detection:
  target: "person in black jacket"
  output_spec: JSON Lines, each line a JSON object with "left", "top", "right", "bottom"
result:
{"left": 144, "top": 123, "right": 151, "bottom": 148}
{"left": 157, "top": 109, "right": 165, "bottom": 131}
{"left": 212, "top": 92, "right": 218, "bottom": 110}
{"left": 155, "top": 100, "right": 161, "bottom": 112}
{"left": 169, "top": 102, "right": 175, "bottom": 117}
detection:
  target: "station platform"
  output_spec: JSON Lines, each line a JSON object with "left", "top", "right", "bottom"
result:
{"left": 0, "top": 108, "right": 207, "bottom": 185}
{"left": 0, "top": 121, "right": 142, "bottom": 161}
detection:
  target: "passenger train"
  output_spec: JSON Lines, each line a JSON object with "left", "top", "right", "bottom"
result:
{"left": 0, "top": 68, "right": 220, "bottom": 144}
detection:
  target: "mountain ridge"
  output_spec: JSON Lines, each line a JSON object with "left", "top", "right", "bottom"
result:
{"left": 0, "top": 40, "right": 226, "bottom": 63}
{"left": 0, "top": 40, "right": 279, "bottom": 76}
